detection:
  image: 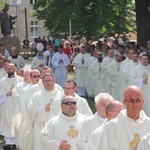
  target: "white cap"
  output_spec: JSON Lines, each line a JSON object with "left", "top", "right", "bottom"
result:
{"left": 36, "top": 43, "right": 44, "bottom": 51}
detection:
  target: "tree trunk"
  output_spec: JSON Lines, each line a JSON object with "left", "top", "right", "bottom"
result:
{"left": 135, "top": 0, "right": 150, "bottom": 47}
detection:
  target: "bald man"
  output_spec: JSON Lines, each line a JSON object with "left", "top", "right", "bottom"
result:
{"left": 77, "top": 93, "right": 114, "bottom": 150}
{"left": 0, "top": 63, "right": 23, "bottom": 149}
{"left": 8, "top": 47, "right": 25, "bottom": 69}
{"left": 98, "top": 86, "right": 150, "bottom": 150}
{"left": 86, "top": 101, "right": 123, "bottom": 150}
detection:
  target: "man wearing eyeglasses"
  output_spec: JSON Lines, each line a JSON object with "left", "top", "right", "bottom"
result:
{"left": 30, "top": 66, "right": 63, "bottom": 96}
{"left": 51, "top": 79, "right": 93, "bottom": 117}
{"left": 98, "top": 86, "right": 150, "bottom": 150}
{"left": 41, "top": 95, "right": 87, "bottom": 150}
{"left": 27, "top": 73, "right": 64, "bottom": 150}
{"left": 0, "top": 63, "right": 23, "bottom": 150}
{"left": 20, "top": 69, "right": 41, "bottom": 106}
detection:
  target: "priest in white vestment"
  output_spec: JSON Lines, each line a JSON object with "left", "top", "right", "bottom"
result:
{"left": 20, "top": 69, "right": 41, "bottom": 107}
{"left": 0, "top": 63, "right": 23, "bottom": 147}
{"left": 98, "top": 86, "right": 150, "bottom": 150}
{"left": 85, "top": 50, "right": 98, "bottom": 97}
{"left": 100, "top": 49, "right": 114, "bottom": 93}
{"left": 77, "top": 93, "right": 114, "bottom": 150}
{"left": 30, "top": 66, "right": 64, "bottom": 95}
{"left": 118, "top": 49, "right": 134, "bottom": 100}
{"left": 28, "top": 73, "right": 64, "bottom": 150}
{"left": 52, "top": 45, "right": 70, "bottom": 87}
{"left": 89, "top": 51, "right": 103, "bottom": 96}
{"left": 31, "top": 43, "right": 46, "bottom": 70}
{"left": 15, "top": 70, "right": 41, "bottom": 150}
{"left": 107, "top": 54, "right": 122, "bottom": 99}
{"left": 11, "top": 70, "right": 31, "bottom": 125}
{"left": 8, "top": 47, "right": 25, "bottom": 69}
{"left": 86, "top": 101, "right": 123, "bottom": 150}
{"left": 73, "top": 46, "right": 92, "bottom": 97}
{"left": 51, "top": 79, "right": 93, "bottom": 117}
{"left": 131, "top": 54, "right": 150, "bottom": 116}
{"left": 122, "top": 52, "right": 139, "bottom": 89}
{"left": 40, "top": 95, "right": 87, "bottom": 150}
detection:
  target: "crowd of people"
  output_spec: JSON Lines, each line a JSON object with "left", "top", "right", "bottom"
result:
{"left": 0, "top": 35, "right": 150, "bottom": 150}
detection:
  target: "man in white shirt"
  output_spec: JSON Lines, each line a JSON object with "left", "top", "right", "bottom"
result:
{"left": 118, "top": 49, "right": 134, "bottom": 100}
{"left": 8, "top": 47, "right": 25, "bottom": 69}
{"left": 43, "top": 44, "right": 55, "bottom": 71}
{"left": 131, "top": 54, "right": 150, "bottom": 116}
{"left": 28, "top": 73, "right": 64, "bottom": 150}
{"left": 107, "top": 53, "right": 123, "bottom": 99}
{"left": 86, "top": 100, "right": 123, "bottom": 150}
{"left": 73, "top": 46, "right": 92, "bottom": 97}
{"left": 98, "top": 86, "right": 150, "bottom": 150}
{"left": 100, "top": 49, "right": 114, "bottom": 93}
{"left": 40, "top": 95, "right": 87, "bottom": 150}
{"left": 77, "top": 93, "right": 114, "bottom": 150}
{"left": 52, "top": 45, "right": 70, "bottom": 87}
{"left": 0, "top": 63, "right": 23, "bottom": 150}
{"left": 51, "top": 79, "right": 93, "bottom": 117}
{"left": 31, "top": 43, "right": 46, "bottom": 71}
{"left": 123, "top": 52, "right": 139, "bottom": 89}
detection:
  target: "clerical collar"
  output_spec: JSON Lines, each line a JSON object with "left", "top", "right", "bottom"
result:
{"left": 125, "top": 113, "right": 141, "bottom": 122}
{"left": 12, "top": 55, "right": 18, "bottom": 59}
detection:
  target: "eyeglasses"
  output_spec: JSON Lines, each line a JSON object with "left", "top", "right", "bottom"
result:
{"left": 64, "top": 87, "right": 75, "bottom": 90}
{"left": 62, "top": 101, "right": 77, "bottom": 105}
{"left": 32, "top": 75, "right": 40, "bottom": 78}
{"left": 125, "top": 98, "right": 143, "bottom": 104}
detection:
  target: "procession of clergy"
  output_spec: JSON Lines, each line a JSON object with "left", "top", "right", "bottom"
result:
{"left": 0, "top": 38, "right": 150, "bottom": 150}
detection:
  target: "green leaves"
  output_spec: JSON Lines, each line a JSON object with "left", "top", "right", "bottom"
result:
{"left": 33, "top": 0, "right": 135, "bottom": 38}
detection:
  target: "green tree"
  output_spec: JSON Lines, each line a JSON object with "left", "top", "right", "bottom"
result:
{"left": 33, "top": 0, "right": 135, "bottom": 38}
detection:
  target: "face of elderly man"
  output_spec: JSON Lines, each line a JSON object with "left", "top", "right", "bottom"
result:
{"left": 123, "top": 86, "right": 144, "bottom": 120}
{"left": 61, "top": 95, "right": 77, "bottom": 117}
{"left": 95, "top": 93, "right": 114, "bottom": 118}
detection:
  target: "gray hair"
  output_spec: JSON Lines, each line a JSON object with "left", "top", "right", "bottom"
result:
{"left": 94, "top": 93, "right": 114, "bottom": 104}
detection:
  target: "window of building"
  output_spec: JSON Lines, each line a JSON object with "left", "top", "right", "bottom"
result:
{"left": 30, "top": 0, "right": 36, "bottom": 5}
{"left": 30, "top": 21, "right": 39, "bottom": 38}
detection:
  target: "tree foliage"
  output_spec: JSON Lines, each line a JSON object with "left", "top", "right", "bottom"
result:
{"left": 33, "top": 0, "right": 135, "bottom": 38}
